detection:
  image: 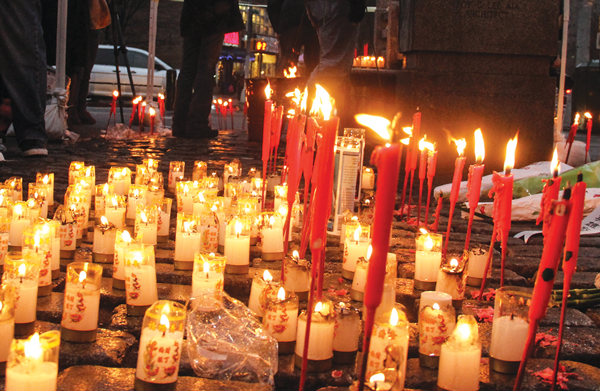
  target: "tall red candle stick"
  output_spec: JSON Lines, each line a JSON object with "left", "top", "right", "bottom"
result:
{"left": 464, "top": 129, "right": 485, "bottom": 252}
{"left": 442, "top": 138, "right": 467, "bottom": 257}
{"left": 425, "top": 148, "right": 437, "bottom": 226}
{"left": 299, "top": 117, "right": 318, "bottom": 258}
{"left": 565, "top": 113, "right": 579, "bottom": 165}
{"left": 513, "top": 192, "right": 572, "bottom": 391}
{"left": 354, "top": 113, "right": 402, "bottom": 391}
{"left": 149, "top": 108, "right": 155, "bottom": 135}
{"left": 128, "top": 97, "right": 140, "bottom": 128}
{"left": 552, "top": 175, "right": 585, "bottom": 391}
{"left": 138, "top": 101, "right": 147, "bottom": 131}
{"left": 158, "top": 93, "right": 165, "bottom": 120}
{"left": 229, "top": 98, "right": 234, "bottom": 129}
{"left": 398, "top": 125, "right": 414, "bottom": 218}
{"left": 405, "top": 112, "right": 422, "bottom": 218}
{"left": 417, "top": 141, "right": 427, "bottom": 226}
{"left": 106, "top": 90, "right": 119, "bottom": 128}
{"left": 282, "top": 112, "right": 305, "bottom": 255}
{"left": 536, "top": 148, "right": 562, "bottom": 240}
{"left": 270, "top": 105, "right": 284, "bottom": 174}
{"left": 261, "top": 84, "right": 273, "bottom": 209}
{"left": 584, "top": 112, "right": 592, "bottom": 162}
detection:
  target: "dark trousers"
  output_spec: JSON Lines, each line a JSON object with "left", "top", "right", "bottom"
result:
{"left": 77, "top": 30, "right": 100, "bottom": 112}
{"left": 0, "top": 0, "right": 48, "bottom": 146}
{"left": 277, "top": 23, "right": 320, "bottom": 77}
{"left": 172, "top": 34, "right": 224, "bottom": 136}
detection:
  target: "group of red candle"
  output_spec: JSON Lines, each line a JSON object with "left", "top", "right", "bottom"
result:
{"left": 212, "top": 98, "right": 235, "bottom": 130}
{"left": 565, "top": 111, "right": 594, "bottom": 163}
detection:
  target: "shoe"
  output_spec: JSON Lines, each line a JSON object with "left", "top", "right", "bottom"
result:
{"left": 78, "top": 110, "right": 96, "bottom": 125}
{"left": 21, "top": 139, "right": 48, "bottom": 157}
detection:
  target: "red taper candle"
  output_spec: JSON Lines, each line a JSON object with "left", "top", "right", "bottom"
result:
{"left": 464, "top": 129, "right": 485, "bottom": 252}
{"left": 261, "top": 85, "right": 273, "bottom": 209}
{"left": 443, "top": 139, "right": 467, "bottom": 257}
{"left": 425, "top": 148, "right": 437, "bottom": 226}
{"left": 565, "top": 113, "right": 579, "bottom": 164}
{"left": 128, "top": 97, "right": 139, "bottom": 128}
{"left": 585, "top": 112, "right": 592, "bottom": 162}
{"left": 537, "top": 148, "right": 562, "bottom": 239}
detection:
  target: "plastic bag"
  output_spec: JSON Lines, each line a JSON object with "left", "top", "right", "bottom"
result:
{"left": 513, "top": 160, "right": 600, "bottom": 198}
{"left": 186, "top": 293, "right": 278, "bottom": 386}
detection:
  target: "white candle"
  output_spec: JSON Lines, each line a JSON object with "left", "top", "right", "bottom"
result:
{"left": 248, "top": 270, "right": 273, "bottom": 316}
{"left": 414, "top": 230, "right": 443, "bottom": 289}
{"left": 113, "top": 231, "right": 134, "bottom": 288}
{"left": 174, "top": 223, "right": 200, "bottom": 266}
{"left": 263, "top": 287, "right": 299, "bottom": 346}
{"left": 342, "top": 238, "right": 370, "bottom": 279}
{"left": 437, "top": 316, "right": 481, "bottom": 391}
{"left": 6, "top": 362, "right": 58, "bottom": 391}
{"left": 191, "top": 261, "right": 223, "bottom": 298}
{"left": 124, "top": 249, "right": 158, "bottom": 309}
{"left": 127, "top": 187, "right": 147, "bottom": 221}
{"left": 9, "top": 205, "right": 30, "bottom": 247}
{"left": 362, "top": 167, "right": 375, "bottom": 190}
{"left": 105, "top": 197, "right": 126, "bottom": 230}
{"left": 157, "top": 199, "right": 172, "bottom": 239}
{"left": 136, "top": 324, "right": 184, "bottom": 385}
{"left": 62, "top": 278, "right": 101, "bottom": 331}
{"left": 261, "top": 227, "right": 284, "bottom": 258}
{"left": 295, "top": 302, "right": 335, "bottom": 362}
{"left": 351, "top": 256, "right": 369, "bottom": 301}
{"left": 168, "top": 161, "right": 185, "bottom": 192}
{"left": 420, "top": 291, "right": 453, "bottom": 311}
{"left": 136, "top": 210, "right": 157, "bottom": 246}
{"left": 419, "top": 303, "right": 456, "bottom": 364}
{"left": 467, "top": 245, "right": 490, "bottom": 285}
{"left": 224, "top": 220, "right": 250, "bottom": 272}
{"left": 283, "top": 252, "right": 311, "bottom": 298}
{"left": 177, "top": 183, "right": 194, "bottom": 213}
{"left": 59, "top": 222, "right": 77, "bottom": 255}
{"left": 333, "top": 304, "right": 360, "bottom": 354}
{"left": 435, "top": 258, "right": 467, "bottom": 302}
{"left": 6, "top": 331, "right": 60, "bottom": 391}
{"left": 489, "top": 316, "right": 529, "bottom": 363}
{"left": 0, "top": 320, "right": 14, "bottom": 363}
{"left": 93, "top": 217, "right": 116, "bottom": 260}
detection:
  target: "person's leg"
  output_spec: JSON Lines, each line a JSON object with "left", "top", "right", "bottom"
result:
{"left": 300, "top": 23, "right": 321, "bottom": 77}
{"left": 0, "top": 0, "right": 48, "bottom": 152}
{"left": 77, "top": 29, "right": 100, "bottom": 124}
{"left": 185, "top": 33, "right": 224, "bottom": 136}
{"left": 172, "top": 36, "right": 201, "bottom": 137}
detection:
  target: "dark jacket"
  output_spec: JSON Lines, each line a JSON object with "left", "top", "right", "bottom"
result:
{"left": 180, "top": 0, "right": 245, "bottom": 38}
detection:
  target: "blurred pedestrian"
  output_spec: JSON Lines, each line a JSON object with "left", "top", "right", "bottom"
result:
{"left": 172, "top": 0, "right": 245, "bottom": 139}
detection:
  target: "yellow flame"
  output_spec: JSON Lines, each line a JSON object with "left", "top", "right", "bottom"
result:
{"left": 79, "top": 270, "right": 87, "bottom": 282}
{"left": 424, "top": 235, "right": 434, "bottom": 251}
{"left": 14, "top": 204, "right": 22, "bottom": 216}
{"left": 18, "top": 263, "right": 26, "bottom": 277}
{"left": 24, "top": 333, "right": 43, "bottom": 360}
{"left": 122, "top": 230, "right": 131, "bottom": 243}
{"left": 203, "top": 262, "right": 210, "bottom": 275}
{"left": 353, "top": 225, "right": 362, "bottom": 242}
{"left": 140, "top": 212, "right": 147, "bottom": 223}
{"left": 474, "top": 129, "right": 485, "bottom": 163}
{"left": 43, "top": 174, "right": 49, "bottom": 184}
{"left": 183, "top": 221, "right": 192, "bottom": 233}
{"left": 160, "top": 314, "right": 170, "bottom": 330}
{"left": 284, "top": 66, "right": 297, "bottom": 78}
{"left": 265, "top": 83, "right": 272, "bottom": 100}
{"left": 301, "top": 88, "right": 308, "bottom": 113}
{"left": 263, "top": 269, "right": 273, "bottom": 283}
{"left": 366, "top": 244, "right": 373, "bottom": 260}
{"left": 292, "top": 250, "right": 299, "bottom": 260}
{"left": 235, "top": 221, "right": 243, "bottom": 236}
{"left": 370, "top": 373, "right": 385, "bottom": 383}
{"left": 400, "top": 138, "right": 410, "bottom": 145}
{"left": 574, "top": 113, "right": 580, "bottom": 125}
{"left": 34, "top": 234, "right": 40, "bottom": 247}
{"left": 450, "top": 258, "right": 459, "bottom": 268}
{"left": 355, "top": 114, "right": 391, "bottom": 141}
{"left": 111, "top": 196, "right": 118, "bottom": 207}
{"left": 504, "top": 133, "right": 519, "bottom": 172}
{"left": 457, "top": 323, "right": 471, "bottom": 341}
{"left": 433, "top": 303, "right": 440, "bottom": 310}
{"left": 149, "top": 107, "right": 156, "bottom": 116}
{"left": 551, "top": 147, "right": 560, "bottom": 175}
{"left": 309, "top": 84, "right": 333, "bottom": 120}
{"left": 419, "top": 137, "right": 434, "bottom": 151}
{"left": 390, "top": 308, "right": 399, "bottom": 326}
{"left": 585, "top": 112, "right": 592, "bottom": 120}
{"left": 101, "top": 216, "right": 109, "bottom": 225}
{"left": 314, "top": 302, "right": 323, "bottom": 312}
{"left": 121, "top": 168, "right": 128, "bottom": 176}
{"left": 112, "top": 90, "right": 119, "bottom": 97}
{"left": 419, "top": 228, "right": 428, "bottom": 235}
{"left": 277, "top": 287, "right": 286, "bottom": 301}
{"left": 454, "top": 138, "right": 467, "bottom": 156}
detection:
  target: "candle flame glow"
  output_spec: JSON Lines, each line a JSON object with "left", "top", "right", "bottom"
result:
{"left": 310, "top": 84, "right": 333, "bottom": 121}
{"left": 18, "top": 263, "right": 26, "bottom": 277}
{"left": 283, "top": 66, "right": 297, "bottom": 78}
{"left": 149, "top": 107, "right": 155, "bottom": 116}
{"left": 101, "top": 216, "right": 109, "bottom": 225}
{"left": 453, "top": 138, "right": 467, "bottom": 156}
{"left": 24, "top": 333, "right": 43, "bottom": 360}
{"left": 203, "top": 262, "right": 210, "bottom": 275}
{"left": 79, "top": 270, "right": 87, "bottom": 282}
{"left": 450, "top": 258, "right": 459, "bottom": 268}
{"left": 160, "top": 314, "right": 170, "bottom": 330}
{"left": 234, "top": 221, "right": 243, "bottom": 236}
{"left": 265, "top": 83, "right": 272, "bottom": 100}
{"left": 353, "top": 225, "right": 362, "bottom": 242}
{"left": 111, "top": 197, "right": 118, "bottom": 207}
{"left": 403, "top": 127, "right": 413, "bottom": 137}
{"left": 419, "top": 137, "right": 434, "bottom": 151}
{"left": 301, "top": 88, "right": 308, "bottom": 113}
{"left": 573, "top": 113, "right": 580, "bottom": 125}
{"left": 474, "top": 129, "right": 485, "bottom": 163}
{"left": 551, "top": 147, "right": 560, "bottom": 176}
{"left": 112, "top": 90, "right": 119, "bottom": 98}
{"left": 433, "top": 303, "right": 440, "bottom": 310}
{"left": 400, "top": 138, "right": 410, "bottom": 145}
{"left": 292, "top": 250, "right": 299, "bottom": 260}
{"left": 369, "top": 373, "right": 385, "bottom": 383}
{"left": 424, "top": 235, "right": 434, "bottom": 251}
{"left": 122, "top": 230, "right": 131, "bottom": 243}
{"left": 366, "top": 244, "right": 373, "bottom": 260}
{"left": 419, "top": 228, "right": 428, "bottom": 235}
{"left": 457, "top": 323, "right": 471, "bottom": 340}
{"left": 390, "top": 308, "right": 399, "bottom": 326}
{"left": 504, "top": 133, "right": 519, "bottom": 173}
{"left": 277, "top": 287, "right": 286, "bottom": 301}
{"left": 314, "top": 302, "right": 323, "bottom": 312}
{"left": 263, "top": 269, "right": 273, "bottom": 283}
{"left": 355, "top": 114, "right": 391, "bottom": 141}
{"left": 140, "top": 212, "right": 147, "bottom": 223}
{"left": 183, "top": 221, "right": 192, "bottom": 233}
{"left": 43, "top": 175, "right": 49, "bottom": 184}
{"left": 584, "top": 112, "right": 592, "bottom": 120}
{"left": 14, "top": 204, "right": 22, "bottom": 216}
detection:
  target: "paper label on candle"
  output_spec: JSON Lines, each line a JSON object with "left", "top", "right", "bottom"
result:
{"left": 62, "top": 286, "right": 100, "bottom": 330}
{"left": 157, "top": 212, "right": 169, "bottom": 234}
{"left": 138, "top": 332, "right": 182, "bottom": 383}
{"left": 200, "top": 225, "right": 218, "bottom": 252}
{"left": 263, "top": 302, "right": 296, "bottom": 340}
{"left": 40, "top": 250, "right": 52, "bottom": 286}
{"left": 60, "top": 224, "right": 76, "bottom": 250}
{"left": 419, "top": 307, "right": 455, "bottom": 356}
{"left": 0, "top": 232, "right": 8, "bottom": 264}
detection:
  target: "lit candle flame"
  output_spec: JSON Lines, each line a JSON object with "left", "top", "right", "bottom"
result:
{"left": 454, "top": 138, "right": 467, "bottom": 156}
{"left": 122, "top": 230, "right": 131, "bottom": 243}
{"left": 149, "top": 107, "right": 156, "bottom": 116}
{"left": 424, "top": 235, "right": 434, "bottom": 251}
{"left": 433, "top": 303, "right": 440, "bottom": 310}
{"left": 24, "top": 333, "right": 43, "bottom": 360}
{"left": 369, "top": 373, "right": 385, "bottom": 384}
{"left": 121, "top": 168, "right": 128, "bottom": 176}
{"left": 353, "top": 225, "right": 362, "bottom": 242}
{"left": 103, "top": 183, "right": 109, "bottom": 194}
{"left": 301, "top": 88, "right": 308, "bottom": 113}
{"left": 101, "top": 216, "right": 109, "bottom": 226}
{"left": 390, "top": 307, "right": 399, "bottom": 326}
{"left": 584, "top": 112, "right": 592, "bottom": 120}
{"left": 504, "top": 133, "right": 519, "bottom": 174}
{"left": 183, "top": 221, "right": 192, "bottom": 233}
{"left": 450, "top": 258, "right": 459, "bottom": 268}
{"left": 573, "top": 113, "right": 580, "bottom": 125}
{"left": 111, "top": 196, "right": 118, "bottom": 207}
{"left": 419, "top": 136, "right": 434, "bottom": 151}
{"left": 419, "top": 228, "right": 428, "bottom": 235}
{"left": 265, "top": 83, "right": 272, "bottom": 100}
{"left": 235, "top": 221, "right": 243, "bottom": 236}
{"left": 310, "top": 84, "right": 333, "bottom": 120}
{"left": 79, "top": 270, "right": 87, "bottom": 283}
{"left": 14, "top": 204, "right": 22, "bottom": 216}
{"left": 283, "top": 66, "right": 297, "bottom": 78}
{"left": 112, "top": 90, "right": 119, "bottom": 98}
{"left": 160, "top": 314, "right": 170, "bottom": 330}
{"left": 314, "top": 302, "right": 323, "bottom": 312}
{"left": 277, "top": 287, "right": 286, "bottom": 301}
{"left": 551, "top": 147, "right": 560, "bottom": 177}
{"left": 203, "top": 262, "right": 210, "bottom": 275}
{"left": 474, "top": 129, "right": 485, "bottom": 163}
{"left": 292, "top": 250, "right": 299, "bottom": 260}
{"left": 140, "top": 212, "right": 147, "bottom": 223}
{"left": 355, "top": 114, "right": 391, "bottom": 141}
{"left": 263, "top": 269, "right": 273, "bottom": 283}
{"left": 400, "top": 138, "right": 410, "bottom": 145}
{"left": 43, "top": 175, "right": 49, "bottom": 184}
{"left": 18, "top": 263, "right": 26, "bottom": 277}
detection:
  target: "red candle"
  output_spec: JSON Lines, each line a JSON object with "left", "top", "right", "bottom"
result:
{"left": 149, "top": 108, "right": 155, "bottom": 134}
{"left": 565, "top": 113, "right": 580, "bottom": 164}
{"left": 270, "top": 105, "right": 284, "bottom": 174}
{"left": 417, "top": 138, "right": 434, "bottom": 226}
{"left": 299, "top": 117, "right": 319, "bottom": 259}
{"left": 537, "top": 148, "right": 562, "bottom": 239}
{"left": 425, "top": 148, "right": 437, "bottom": 226}
{"left": 442, "top": 138, "right": 467, "bottom": 257}
{"left": 410, "top": 112, "right": 422, "bottom": 171}
{"left": 110, "top": 90, "right": 118, "bottom": 116}
{"left": 399, "top": 126, "right": 415, "bottom": 218}
{"left": 262, "top": 84, "right": 273, "bottom": 208}
{"left": 585, "top": 112, "right": 592, "bottom": 162}
{"left": 128, "top": 97, "right": 139, "bottom": 128}
{"left": 139, "top": 101, "right": 147, "bottom": 131}
{"left": 283, "top": 113, "right": 306, "bottom": 254}
{"left": 158, "top": 93, "right": 165, "bottom": 120}
{"left": 464, "top": 129, "right": 485, "bottom": 252}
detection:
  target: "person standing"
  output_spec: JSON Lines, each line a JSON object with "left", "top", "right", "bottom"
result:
{"left": 172, "top": 0, "right": 245, "bottom": 139}
{"left": 0, "top": 0, "right": 49, "bottom": 156}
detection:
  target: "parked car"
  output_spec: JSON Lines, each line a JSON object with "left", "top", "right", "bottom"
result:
{"left": 89, "top": 45, "right": 176, "bottom": 99}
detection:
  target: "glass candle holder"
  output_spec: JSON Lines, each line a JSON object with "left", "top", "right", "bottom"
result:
{"left": 362, "top": 166, "right": 375, "bottom": 190}
{"left": 192, "top": 190, "right": 208, "bottom": 216}
{"left": 367, "top": 306, "right": 410, "bottom": 389}
{"left": 65, "top": 201, "right": 85, "bottom": 245}
{"left": 273, "top": 185, "right": 288, "bottom": 212}
{"left": 134, "top": 164, "right": 149, "bottom": 186}
{"left": 258, "top": 212, "right": 284, "bottom": 261}
{"left": 489, "top": 286, "right": 532, "bottom": 374}
{"left": 156, "top": 198, "right": 172, "bottom": 243}
{"left": 0, "top": 284, "right": 15, "bottom": 372}
{"left": 414, "top": 229, "right": 443, "bottom": 291}
{"left": 108, "top": 167, "right": 132, "bottom": 196}
{"left": 176, "top": 181, "right": 197, "bottom": 214}
{"left": 83, "top": 165, "right": 96, "bottom": 196}
{"left": 94, "top": 183, "right": 115, "bottom": 225}
{"left": 216, "top": 209, "right": 229, "bottom": 254}
{"left": 418, "top": 301, "right": 456, "bottom": 368}
{"left": 135, "top": 301, "right": 185, "bottom": 389}
{"left": 61, "top": 262, "right": 102, "bottom": 342}
{"left": 146, "top": 173, "right": 165, "bottom": 206}
{"left": 36, "top": 173, "right": 54, "bottom": 206}
{"left": 263, "top": 287, "right": 299, "bottom": 354}
{"left": 53, "top": 205, "right": 77, "bottom": 259}
{"left": 22, "top": 225, "right": 52, "bottom": 297}
{"left": 4, "top": 177, "right": 23, "bottom": 202}
{"left": 28, "top": 183, "right": 49, "bottom": 219}
{"left": 251, "top": 177, "right": 263, "bottom": 196}
{"left": 193, "top": 161, "right": 208, "bottom": 181}
{"left": 202, "top": 175, "right": 219, "bottom": 192}
{"left": 191, "top": 252, "right": 225, "bottom": 299}
{"left": 0, "top": 192, "right": 12, "bottom": 219}
{"left": 8, "top": 201, "right": 32, "bottom": 250}
{"left": 342, "top": 222, "right": 370, "bottom": 280}
{"left": 350, "top": 253, "right": 370, "bottom": 302}
{"left": 3, "top": 252, "right": 40, "bottom": 337}
{"left": 143, "top": 158, "right": 160, "bottom": 173}
{"left": 339, "top": 213, "right": 358, "bottom": 247}
{"left": 224, "top": 182, "right": 241, "bottom": 210}
{"left": 248, "top": 270, "right": 274, "bottom": 317}
{"left": 93, "top": 216, "right": 117, "bottom": 263}
{"left": 38, "top": 220, "right": 60, "bottom": 280}
{"left": 374, "top": 253, "right": 400, "bottom": 321}
{"left": 283, "top": 251, "right": 310, "bottom": 302}
{"left": 267, "top": 173, "right": 280, "bottom": 194}
{"left": 69, "top": 161, "right": 85, "bottom": 185}
{"left": 224, "top": 217, "right": 250, "bottom": 274}
{"left": 197, "top": 211, "right": 219, "bottom": 254}
{"left": 126, "top": 185, "right": 147, "bottom": 225}
{"left": 135, "top": 204, "right": 158, "bottom": 246}
{"left": 124, "top": 244, "right": 158, "bottom": 316}
{"left": 332, "top": 302, "right": 360, "bottom": 364}
{"left": 168, "top": 161, "right": 185, "bottom": 192}
{"left": 6, "top": 331, "right": 60, "bottom": 390}
{"left": 295, "top": 299, "right": 336, "bottom": 372}
{"left": 0, "top": 217, "right": 10, "bottom": 274}
{"left": 104, "top": 194, "right": 126, "bottom": 230}
{"left": 437, "top": 315, "right": 481, "bottom": 391}
{"left": 113, "top": 230, "right": 136, "bottom": 290}
{"left": 174, "top": 214, "right": 200, "bottom": 271}
{"left": 466, "top": 244, "right": 491, "bottom": 286}
{"left": 435, "top": 257, "right": 468, "bottom": 309}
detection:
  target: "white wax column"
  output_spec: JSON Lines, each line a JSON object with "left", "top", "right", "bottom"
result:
{"left": 362, "top": 170, "right": 375, "bottom": 189}
{"left": 179, "top": 195, "right": 193, "bottom": 214}
{"left": 0, "top": 321, "right": 14, "bottom": 362}
{"left": 295, "top": 316, "right": 334, "bottom": 360}
{"left": 61, "top": 285, "right": 101, "bottom": 331}
{"left": 352, "top": 264, "right": 368, "bottom": 293}
{"left": 168, "top": 172, "right": 184, "bottom": 192}
{"left": 9, "top": 219, "right": 30, "bottom": 247}
{"left": 138, "top": 224, "right": 157, "bottom": 246}
{"left": 0, "top": 233, "right": 9, "bottom": 264}
{"left": 6, "top": 362, "right": 58, "bottom": 391}
{"left": 261, "top": 228, "right": 284, "bottom": 254}
{"left": 136, "top": 329, "right": 184, "bottom": 384}
{"left": 146, "top": 190, "right": 163, "bottom": 206}
{"left": 125, "top": 265, "right": 158, "bottom": 307}
{"left": 342, "top": 240, "right": 369, "bottom": 274}
{"left": 367, "top": 320, "right": 409, "bottom": 388}
{"left": 59, "top": 224, "right": 76, "bottom": 252}
{"left": 218, "top": 220, "right": 226, "bottom": 247}
{"left": 283, "top": 264, "right": 310, "bottom": 294}
{"left": 468, "top": 247, "right": 489, "bottom": 279}
{"left": 39, "top": 201, "right": 48, "bottom": 219}
{"left": 10, "top": 280, "right": 38, "bottom": 323}
{"left": 157, "top": 210, "right": 170, "bottom": 236}
{"left": 51, "top": 237, "right": 60, "bottom": 271}
{"left": 333, "top": 315, "right": 360, "bottom": 352}
{"left": 415, "top": 250, "right": 443, "bottom": 282}
{"left": 489, "top": 316, "right": 529, "bottom": 362}
{"left": 174, "top": 232, "right": 200, "bottom": 263}
{"left": 438, "top": 344, "right": 481, "bottom": 391}
{"left": 113, "top": 179, "right": 126, "bottom": 196}
{"left": 23, "top": 251, "right": 50, "bottom": 289}
{"left": 93, "top": 228, "right": 116, "bottom": 254}
{"left": 79, "top": 202, "right": 90, "bottom": 230}
{"left": 224, "top": 235, "right": 250, "bottom": 266}
{"left": 419, "top": 291, "right": 453, "bottom": 311}
{"left": 127, "top": 196, "right": 146, "bottom": 220}
{"left": 192, "top": 201, "right": 205, "bottom": 215}
{"left": 191, "top": 275, "right": 223, "bottom": 297}
{"left": 267, "top": 176, "right": 280, "bottom": 193}
{"left": 113, "top": 243, "right": 131, "bottom": 282}
{"left": 248, "top": 277, "right": 268, "bottom": 316}
{"left": 263, "top": 302, "right": 298, "bottom": 342}
{"left": 199, "top": 224, "right": 219, "bottom": 253}
{"left": 105, "top": 207, "right": 125, "bottom": 230}
{"left": 374, "top": 284, "right": 396, "bottom": 321}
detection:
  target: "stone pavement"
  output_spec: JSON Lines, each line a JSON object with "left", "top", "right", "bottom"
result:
{"left": 1, "top": 103, "right": 600, "bottom": 390}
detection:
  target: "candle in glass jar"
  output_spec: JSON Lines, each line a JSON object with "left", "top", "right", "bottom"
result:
{"left": 191, "top": 253, "right": 225, "bottom": 298}
{"left": 0, "top": 284, "right": 15, "bottom": 371}
{"left": 224, "top": 219, "right": 250, "bottom": 274}
{"left": 418, "top": 302, "right": 456, "bottom": 368}
{"left": 92, "top": 216, "right": 117, "bottom": 263}
{"left": 2, "top": 253, "right": 39, "bottom": 337}
{"left": 124, "top": 245, "right": 158, "bottom": 316}
{"left": 135, "top": 301, "right": 185, "bottom": 389}
{"left": 436, "top": 258, "right": 467, "bottom": 309}
{"left": 362, "top": 167, "right": 375, "bottom": 190}
{"left": 168, "top": 161, "right": 185, "bottom": 192}
{"left": 193, "top": 161, "right": 208, "bottom": 181}
{"left": 260, "top": 214, "right": 284, "bottom": 261}
{"left": 156, "top": 198, "right": 172, "bottom": 243}
{"left": 0, "top": 218, "right": 10, "bottom": 273}
{"left": 135, "top": 206, "right": 158, "bottom": 246}
{"left": 105, "top": 195, "right": 126, "bottom": 230}
{"left": 36, "top": 173, "right": 54, "bottom": 206}
{"left": 414, "top": 229, "right": 443, "bottom": 291}
{"left": 174, "top": 216, "right": 200, "bottom": 270}
{"left": 466, "top": 245, "right": 490, "bottom": 286}
{"left": 54, "top": 205, "right": 77, "bottom": 259}
{"left": 437, "top": 315, "right": 481, "bottom": 391}
{"left": 113, "top": 230, "right": 134, "bottom": 290}
{"left": 283, "top": 251, "right": 311, "bottom": 301}
{"left": 40, "top": 221, "right": 60, "bottom": 279}
{"left": 22, "top": 228, "right": 52, "bottom": 297}
{"left": 295, "top": 300, "right": 336, "bottom": 372}
{"left": 263, "top": 287, "right": 299, "bottom": 354}
{"left": 126, "top": 185, "right": 147, "bottom": 225}
{"left": 333, "top": 302, "right": 360, "bottom": 364}
{"left": 109, "top": 167, "right": 131, "bottom": 196}
{"left": 8, "top": 203, "right": 31, "bottom": 249}
{"left": 342, "top": 224, "right": 370, "bottom": 280}
{"left": 94, "top": 183, "right": 114, "bottom": 225}
{"left": 61, "top": 263, "right": 102, "bottom": 342}
{"left": 351, "top": 245, "right": 372, "bottom": 301}
{"left": 176, "top": 181, "right": 195, "bottom": 214}
{"left": 5, "top": 177, "right": 23, "bottom": 202}
{"left": 69, "top": 161, "right": 85, "bottom": 185}
{"left": 5, "top": 331, "right": 60, "bottom": 391}
{"left": 248, "top": 270, "right": 274, "bottom": 316}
